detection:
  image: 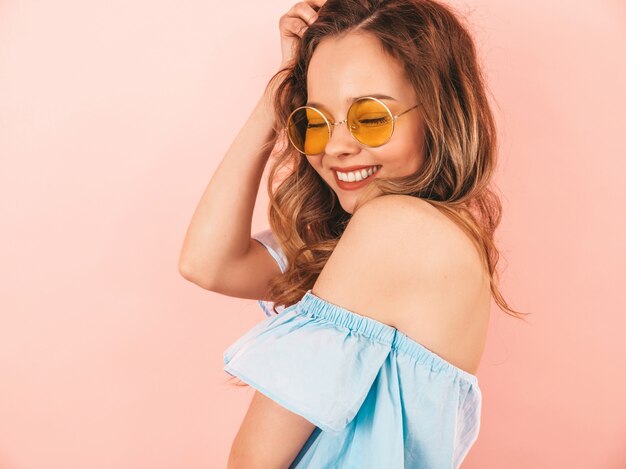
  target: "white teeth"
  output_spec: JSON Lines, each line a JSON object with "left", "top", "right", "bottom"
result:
{"left": 336, "top": 165, "right": 379, "bottom": 182}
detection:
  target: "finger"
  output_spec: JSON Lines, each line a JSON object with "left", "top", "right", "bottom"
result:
{"left": 286, "top": 1, "right": 320, "bottom": 26}
{"left": 305, "top": 0, "right": 327, "bottom": 8}
{"left": 279, "top": 16, "right": 309, "bottom": 38}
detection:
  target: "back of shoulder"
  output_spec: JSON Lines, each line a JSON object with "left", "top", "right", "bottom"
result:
{"left": 342, "top": 194, "right": 484, "bottom": 279}
{"left": 314, "top": 194, "right": 488, "bottom": 325}
{"left": 315, "top": 194, "right": 490, "bottom": 373}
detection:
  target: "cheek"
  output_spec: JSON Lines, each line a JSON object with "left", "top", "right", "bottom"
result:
{"left": 379, "top": 127, "right": 424, "bottom": 172}
{"left": 307, "top": 158, "right": 326, "bottom": 178}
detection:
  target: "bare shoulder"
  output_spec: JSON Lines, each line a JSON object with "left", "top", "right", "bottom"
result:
{"left": 320, "top": 194, "right": 486, "bottom": 286}
{"left": 312, "top": 194, "right": 491, "bottom": 374}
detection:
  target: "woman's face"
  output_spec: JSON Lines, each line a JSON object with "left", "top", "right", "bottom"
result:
{"left": 305, "top": 31, "right": 426, "bottom": 214}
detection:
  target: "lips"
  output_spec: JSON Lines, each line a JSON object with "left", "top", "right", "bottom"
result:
{"left": 332, "top": 165, "right": 381, "bottom": 191}
{"left": 330, "top": 164, "right": 379, "bottom": 172}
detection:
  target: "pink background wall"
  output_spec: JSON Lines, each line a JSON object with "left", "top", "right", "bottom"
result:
{"left": 1, "top": 1, "right": 624, "bottom": 467}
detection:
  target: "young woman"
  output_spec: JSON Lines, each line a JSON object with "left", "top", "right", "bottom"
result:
{"left": 179, "top": 0, "right": 528, "bottom": 467}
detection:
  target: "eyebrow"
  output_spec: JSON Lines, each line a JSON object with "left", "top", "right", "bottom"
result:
{"left": 306, "top": 93, "right": 397, "bottom": 108}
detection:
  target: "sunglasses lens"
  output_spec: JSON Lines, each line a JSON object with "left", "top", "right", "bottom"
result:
{"left": 287, "top": 107, "right": 329, "bottom": 155}
{"left": 348, "top": 98, "right": 393, "bottom": 147}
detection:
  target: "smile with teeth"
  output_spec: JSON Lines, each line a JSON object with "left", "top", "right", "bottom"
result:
{"left": 335, "top": 165, "right": 381, "bottom": 182}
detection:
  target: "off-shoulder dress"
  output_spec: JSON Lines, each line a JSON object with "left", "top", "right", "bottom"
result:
{"left": 223, "top": 228, "right": 482, "bottom": 469}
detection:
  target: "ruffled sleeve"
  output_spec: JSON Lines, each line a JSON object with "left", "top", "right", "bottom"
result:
{"left": 224, "top": 288, "right": 483, "bottom": 468}
{"left": 223, "top": 289, "right": 394, "bottom": 433}
{"left": 251, "top": 228, "right": 288, "bottom": 317}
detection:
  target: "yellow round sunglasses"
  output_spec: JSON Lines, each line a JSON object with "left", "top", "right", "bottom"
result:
{"left": 286, "top": 96, "right": 420, "bottom": 155}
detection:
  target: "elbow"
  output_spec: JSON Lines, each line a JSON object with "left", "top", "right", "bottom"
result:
{"left": 177, "top": 261, "right": 219, "bottom": 291}
{"left": 227, "top": 452, "right": 288, "bottom": 469}
{"left": 226, "top": 451, "right": 254, "bottom": 469}
{"left": 178, "top": 260, "right": 196, "bottom": 282}
{"left": 226, "top": 452, "right": 243, "bottom": 469}
{"left": 178, "top": 261, "right": 203, "bottom": 286}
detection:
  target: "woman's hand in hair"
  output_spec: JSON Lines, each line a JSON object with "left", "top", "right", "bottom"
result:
{"left": 278, "top": 0, "right": 326, "bottom": 68}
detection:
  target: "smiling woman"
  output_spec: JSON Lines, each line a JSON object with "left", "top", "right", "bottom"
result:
{"left": 301, "top": 33, "right": 426, "bottom": 206}
{"left": 179, "top": 0, "right": 529, "bottom": 467}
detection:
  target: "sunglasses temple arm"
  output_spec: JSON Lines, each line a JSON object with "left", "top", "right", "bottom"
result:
{"left": 395, "top": 103, "right": 420, "bottom": 118}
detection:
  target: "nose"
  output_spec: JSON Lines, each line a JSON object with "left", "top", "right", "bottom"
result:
{"left": 324, "top": 118, "right": 359, "bottom": 156}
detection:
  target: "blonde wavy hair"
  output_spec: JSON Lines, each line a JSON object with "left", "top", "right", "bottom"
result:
{"left": 258, "top": 0, "right": 528, "bottom": 321}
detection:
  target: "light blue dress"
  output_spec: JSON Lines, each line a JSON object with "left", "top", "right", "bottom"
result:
{"left": 223, "top": 229, "right": 482, "bottom": 468}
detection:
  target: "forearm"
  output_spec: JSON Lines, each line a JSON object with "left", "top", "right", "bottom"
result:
{"left": 178, "top": 80, "right": 281, "bottom": 283}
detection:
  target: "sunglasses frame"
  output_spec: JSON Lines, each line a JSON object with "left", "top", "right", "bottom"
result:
{"left": 286, "top": 96, "right": 420, "bottom": 155}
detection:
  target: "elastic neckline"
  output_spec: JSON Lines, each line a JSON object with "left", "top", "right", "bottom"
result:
{"left": 300, "top": 289, "right": 479, "bottom": 385}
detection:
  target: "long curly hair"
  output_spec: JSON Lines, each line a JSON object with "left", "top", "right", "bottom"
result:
{"left": 258, "top": 0, "right": 528, "bottom": 321}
